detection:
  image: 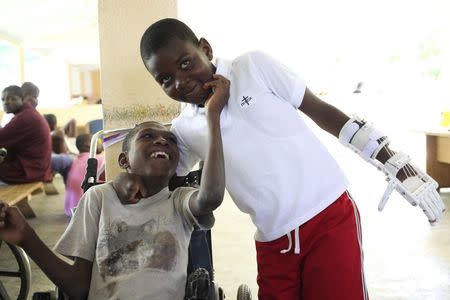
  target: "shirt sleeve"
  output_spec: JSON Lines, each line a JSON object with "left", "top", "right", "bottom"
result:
{"left": 54, "top": 186, "right": 101, "bottom": 261}
{"left": 248, "top": 51, "right": 307, "bottom": 108}
{"left": 172, "top": 187, "right": 212, "bottom": 231}
{"left": 171, "top": 120, "right": 201, "bottom": 176}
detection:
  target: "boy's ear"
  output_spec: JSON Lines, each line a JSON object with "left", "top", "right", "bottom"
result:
{"left": 198, "top": 38, "right": 213, "bottom": 61}
{"left": 118, "top": 153, "right": 129, "bottom": 169}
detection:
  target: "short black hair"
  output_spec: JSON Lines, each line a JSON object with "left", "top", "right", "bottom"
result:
{"left": 140, "top": 18, "right": 199, "bottom": 66}
{"left": 122, "top": 121, "right": 166, "bottom": 152}
{"left": 2, "top": 85, "right": 23, "bottom": 99}
{"left": 76, "top": 133, "right": 92, "bottom": 152}
{"left": 44, "top": 114, "right": 57, "bottom": 131}
{"left": 21, "top": 82, "right": 39, "bottom": 98}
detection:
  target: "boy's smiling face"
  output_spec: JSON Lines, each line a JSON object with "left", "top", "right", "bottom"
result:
{"left": 122, "top": 122, "right": 179, "bottom": 180}
{"left": 144, "top": 37, "right": 215, "bottom": 105}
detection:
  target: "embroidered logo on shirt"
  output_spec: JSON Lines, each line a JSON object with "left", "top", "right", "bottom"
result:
{"left": 241, "top": 96, "right": 253, "bottom": 107}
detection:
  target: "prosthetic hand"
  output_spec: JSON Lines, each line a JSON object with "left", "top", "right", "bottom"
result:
{"left": 339, "top": 116, "right": 445, "bottom": 224}
{"left": 378, "top": 152, "right": 444, "bottom": 224}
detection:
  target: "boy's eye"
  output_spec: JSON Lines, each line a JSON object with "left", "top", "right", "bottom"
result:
{"left": 142, "top": 133, "right": 154, "bottom": 139}
{"left": 161, "top": 76, "right": 171, "bottom": 84}
{"left": 180, "top": 60, "right": 190, "bottom": 69}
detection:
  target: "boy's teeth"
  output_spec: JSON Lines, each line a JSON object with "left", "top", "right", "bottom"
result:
{"left": 150, "top": 151, "right": 169, "bottom": 159}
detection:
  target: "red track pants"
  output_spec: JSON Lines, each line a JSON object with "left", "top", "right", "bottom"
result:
{"left": 255, "top": 192, "right": 368, "bottom": 300}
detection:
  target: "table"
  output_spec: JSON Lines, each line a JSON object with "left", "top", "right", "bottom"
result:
{"left": 423, "top": 129, "right": 450, "bottom": 189}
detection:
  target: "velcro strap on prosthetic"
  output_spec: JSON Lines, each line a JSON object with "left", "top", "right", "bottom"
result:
{"left": 339, "top": 116, "right": 389, "bottom": 160}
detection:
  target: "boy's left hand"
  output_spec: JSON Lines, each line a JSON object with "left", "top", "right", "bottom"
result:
{"left": 203, "top": 74, "right": 230, "bottom": 116}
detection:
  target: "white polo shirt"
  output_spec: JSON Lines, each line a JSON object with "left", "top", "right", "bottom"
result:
{"left": 171, "top": 51, "right": 349, "bottom": 242}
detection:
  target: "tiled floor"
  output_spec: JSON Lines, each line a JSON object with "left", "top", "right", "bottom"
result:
{"left": 1, "top": 170, "right": 449, "bottom": 299}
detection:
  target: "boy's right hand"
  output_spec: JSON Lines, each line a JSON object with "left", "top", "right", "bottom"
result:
{"left": 0, "top": 202, "right": 33, "bottom": 247}
{"left": 112, "top": 173, "right": 148, "bottom": 204}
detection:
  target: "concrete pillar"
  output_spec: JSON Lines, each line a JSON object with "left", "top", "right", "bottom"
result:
{"left": 98, "top": 0, "right": 179, "bottom": 178}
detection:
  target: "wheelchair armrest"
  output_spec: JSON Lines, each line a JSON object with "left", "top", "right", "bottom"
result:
{"left": 169, "top": 169, "right": 202, "bottom": 191}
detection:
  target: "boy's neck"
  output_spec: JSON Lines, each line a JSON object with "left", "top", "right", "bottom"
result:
{"left": 140, "top": 175, "right": 170, "bottom": 197}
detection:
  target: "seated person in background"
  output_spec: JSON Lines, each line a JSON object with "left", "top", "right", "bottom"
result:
{"left": 0, "top": 85, "right": 52, "bottom": 184}
{"left": 44, "top": 114, "right": 78, "bottom": 154}
{"left": 64, "top": 133, "right": 104, "bottom": 217}
{"left": 1, "top": 81, "right": 40, "bottom": 127}
{"left": 43, "top": 114, "right": 77, "bottom": 183}
{"left": 44, "top": 113, "right": 68, "bottom": 154}
{"left": 62, "top": 117, "right": 77, "bottom": 138}
{"left": 0, "top": 103, "right": 226, "bottom": 299}
{"left": 21, "top": 81, "right": 40, "bottom": 108}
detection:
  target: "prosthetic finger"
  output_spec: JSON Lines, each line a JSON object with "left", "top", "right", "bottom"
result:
{"left": 419, "top": 201, "right": 435, "bottom": 223}
{"left": 428, "top": 193, "right": 443, "bottom": 220}
{"left": 378, "top": 180, "right": 396, "bottom": 211}
{"left": 431, "top": 190, "right": 446, "bottom": 212}
{"left": 424, "top": 194, "right": 441, "bottom": 221}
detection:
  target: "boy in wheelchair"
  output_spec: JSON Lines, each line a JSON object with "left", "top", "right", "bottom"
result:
{"left": 0, "top": 83, "right": 227, "bottom": 300}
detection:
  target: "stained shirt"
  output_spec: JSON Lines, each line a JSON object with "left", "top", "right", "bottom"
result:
{"left": 55, "top": 183, "right": 207, "bottom": 300}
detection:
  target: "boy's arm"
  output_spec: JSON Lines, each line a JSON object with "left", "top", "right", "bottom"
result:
{"left": 0, "top": 203, "right": 92, "bottom": 300}
{"left": 299, "top": 88, "right": 413, "bottom": 167}
{"left": 298, "top": 88, "right": 445, "bottom": 223}
{"left": 188, "top": 75, "right": 228, "bottom": 219}
{"left": 298, "top": 88, "right": 349, "bottom": 138}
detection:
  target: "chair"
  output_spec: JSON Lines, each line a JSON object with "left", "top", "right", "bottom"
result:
{"left": 86, "top": 119, "right": 103, "bottom": 134}
{"left": 0, "top": 241, "right": 31, "bottom": 300}
{"left": 29, "top": 128, "right": 252, "bottom": 300}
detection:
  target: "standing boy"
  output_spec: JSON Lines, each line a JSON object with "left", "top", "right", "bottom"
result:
{"left": 0, "top": 75, "right": 228, "bottom": 299}
{"left": 114, "top": 18, "right": 445, "bottom": 299}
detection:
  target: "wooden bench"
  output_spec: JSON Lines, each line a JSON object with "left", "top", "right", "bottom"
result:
{"left": 0, "top": 182, "right": 44, "bottom": 218}
{"left": 44, "top": 181, "right": 59, "bottom": 195}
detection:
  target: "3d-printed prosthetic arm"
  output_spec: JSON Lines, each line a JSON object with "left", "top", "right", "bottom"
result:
{"left": 339, "top": 116, "right": 445, "bottom": 224}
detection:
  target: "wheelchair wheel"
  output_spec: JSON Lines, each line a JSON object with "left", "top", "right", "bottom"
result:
{"left": 236, "top": 284, "right": 252, "bottom": 300}
{"left": 214, "top": 285, "right": 225, "bottom": 300}
{"left": 0, "top": 241, "right": 31, "bottom": 300}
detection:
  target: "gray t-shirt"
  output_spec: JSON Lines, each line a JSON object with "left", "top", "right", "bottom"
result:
{"left": 55, "top": 182, "right": 207, "bottom": 300}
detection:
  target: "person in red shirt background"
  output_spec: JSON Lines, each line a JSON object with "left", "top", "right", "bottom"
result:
{"left": 0, "top": 85, "right": 52, "bottom": 184}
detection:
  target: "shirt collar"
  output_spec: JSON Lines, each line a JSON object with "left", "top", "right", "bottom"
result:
{"left": 145, "top": 187, "right": 170, "bottom": 203}
{"left": 15, "top": 102, "right": 33, "bottom": 115}
{"left": 215, "top": 57, "right": 232, "bottom": 78}
{"left": 131, "top": 186, "right": 171, "bottom": 207}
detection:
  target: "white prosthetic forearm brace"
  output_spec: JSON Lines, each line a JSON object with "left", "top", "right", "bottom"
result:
{"left": 339, "top": 116, "right": 445, "bottom": 224}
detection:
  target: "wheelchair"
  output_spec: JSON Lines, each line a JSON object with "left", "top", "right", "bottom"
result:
{"left": 0, "top": 241, "right": 31, "bottom": 300}
{"left": 0, "top": 128, "right": 252, "bottom": 300}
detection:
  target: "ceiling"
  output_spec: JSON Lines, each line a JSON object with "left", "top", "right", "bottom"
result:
{"left": 0, "top": 0, "right": 99, "bottom": 64}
